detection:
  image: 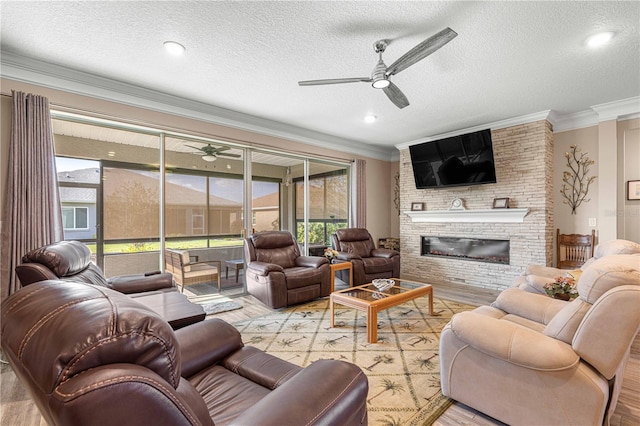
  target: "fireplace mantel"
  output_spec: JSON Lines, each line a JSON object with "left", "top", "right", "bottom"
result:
{"left": 405, "top": 208, "right": 530, "bottom": 223}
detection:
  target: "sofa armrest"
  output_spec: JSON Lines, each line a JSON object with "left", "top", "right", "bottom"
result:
{"left": 175, "top": 319, "right": 244, "bottom": 378}
{"left": 15, "top": 263, "right": 59, "bottom": 286}
{"left": 337, "top": 252, "right": 360, "bottom": 261}
{"left": 370, "top": 248, "right": 398, "bottom": 259}
{"left": 450, "top": 311, "right": 579, "bottom": 371}
{"left": 246, "top": 261, "right": 284, "bottom": 276}
{"left": 492, "top": 288, "right": 567, "bottom": 324}
{"left": 222, "top": 346, "right": 302, "bottom": 388}
{"left": 295, "top": 255, "right": 329, "bottom": 268}
{"left": 107, "top": 272, "right": 175, "bottom": 294}
{"left": 188, "top": 260, "right": 221, "bottom": 269}
{"left": 230, "top": 359, "right": 368, "bottom": 426}
{"left": 523, "top": 264, "right": 567, "bottom": 279}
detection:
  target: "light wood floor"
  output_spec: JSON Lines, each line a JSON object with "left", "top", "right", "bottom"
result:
{"left": 1, "top": 281, "right": 638, "bottom": 425}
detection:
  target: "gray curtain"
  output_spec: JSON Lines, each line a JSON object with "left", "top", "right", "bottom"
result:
{"left": 1, "top": 91, "right": 62, "bottom": 300}
{"left": 350, "top": 159, "right": 366, "bottom": 228}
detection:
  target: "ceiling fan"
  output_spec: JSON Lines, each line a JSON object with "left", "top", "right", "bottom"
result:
{"left": 186, "top": 144, "right": 241, "bottom": 162}
{"left": 298, "top": 27, "right": 457, "bottom": 109}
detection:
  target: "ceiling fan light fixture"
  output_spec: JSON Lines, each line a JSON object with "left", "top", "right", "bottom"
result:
{"left": 371, "top": 60, "right": 390, "bottom": 89}
{"left": 202, "top": 155, "right": 217, "bottom": 162}
{"left": 372, "top": 78, "right": 390, "bottom": 89}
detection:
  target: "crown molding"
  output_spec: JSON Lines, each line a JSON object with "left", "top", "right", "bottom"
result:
{"left": 3, "top": 51, "right": 637, "bottom": 162}
{"left": 550, "top": 97, "right": 640, "bottom": 133}
{"left": 549, "top": 110, "right": 599, "bottom": 133}
{"left": 591, "top": 96, "right": 640, "bottom": 122}
{"left": 395, "top": 110, "right": 552, "bottom": 150}
{"left": 0, "top": 51, "right": 395, "bottom": 161}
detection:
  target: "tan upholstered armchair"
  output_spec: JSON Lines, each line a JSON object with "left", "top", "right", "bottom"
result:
{"left": 440, "top": 253, "right": 640, "bottom": 426}
{"left": 244, "top": 231, "right": 331, "bottom": 309}
{"left": 331, "top": 228, "right": 400, "bottom": 286}
{"left": 164, "top": 249, "right": 221, "bottom": 293}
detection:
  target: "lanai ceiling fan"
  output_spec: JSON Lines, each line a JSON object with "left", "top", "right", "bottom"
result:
{"left": 298, "top": 27, "right": 457, "bottom": 109}
{"left": 186, "top": 144, "right": 241, "bottom": 162}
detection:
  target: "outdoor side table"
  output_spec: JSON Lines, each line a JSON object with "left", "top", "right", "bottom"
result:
{"left": 225, "top": 259, "right": 244, "bottom": 283}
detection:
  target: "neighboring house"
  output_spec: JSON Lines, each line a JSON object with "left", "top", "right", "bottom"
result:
{"left": 58, "top": 168, "right": 100, "bottom": 240}
{"left": 251, "top": 191, "right": 279, "bottom": 232}
{"left": 58, "top": 167, "right": 244, "bottom": 241}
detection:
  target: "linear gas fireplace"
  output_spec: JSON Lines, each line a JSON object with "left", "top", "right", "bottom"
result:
{"left": 421, "top": 236, "right": 510, "bottom": 265}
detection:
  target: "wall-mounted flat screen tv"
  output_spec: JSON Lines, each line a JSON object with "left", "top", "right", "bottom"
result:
{"left": 409, "top": 129, "right": 496, "bottom": 189}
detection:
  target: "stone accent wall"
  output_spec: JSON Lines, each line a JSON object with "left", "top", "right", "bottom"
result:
{"left": 399, "top": 120, "right": 554, "bottom": 291}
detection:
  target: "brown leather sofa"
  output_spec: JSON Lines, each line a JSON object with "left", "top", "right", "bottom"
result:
{"left": 331, "top": 228, "right": 400, "bottom": 286}
{"left": 440, "top": 253, "right": 640, "bottom": 425}
{"left": 1, "top": 280, "right": 369, "bottom": 426}
{"left": 15, "top": 240, "right": 205, "bottom": 329}
{"left": 244, "top": 231, "right": 331, "bottom": 309}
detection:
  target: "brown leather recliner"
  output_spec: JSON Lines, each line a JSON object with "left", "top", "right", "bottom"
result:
{"left": 15, "top": 240, "right": 205, "bottom": 329}
{"left": 331, "top": 228, "right": 400, "bottom": 286}
{"left": 1, "top": 281, "right": 369, "bottom": 426}
{"left": 244, "top": 231, "right": 331, "bottom": 309}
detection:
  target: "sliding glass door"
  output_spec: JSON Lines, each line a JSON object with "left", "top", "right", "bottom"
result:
{"left": 163, "top": 137, "right": 245, "bottom": 299}
{"left": 52, "top": 114, "right": 351, "bottom": 301}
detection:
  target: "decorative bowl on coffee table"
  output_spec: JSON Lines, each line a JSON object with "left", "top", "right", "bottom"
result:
{"left": 372, "top": 278, "right": 395, "bottom": 292}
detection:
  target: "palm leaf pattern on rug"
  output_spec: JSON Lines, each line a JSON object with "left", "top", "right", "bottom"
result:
{"left": 234, "top": 296, "right": 475, "bottom": 425}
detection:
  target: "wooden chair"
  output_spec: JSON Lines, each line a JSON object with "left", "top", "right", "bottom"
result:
{"left": 164, "top": 249, "right": 221, "bottom": 293}
{"left": 556, "top": 229, "right": 596, "bottom": 269}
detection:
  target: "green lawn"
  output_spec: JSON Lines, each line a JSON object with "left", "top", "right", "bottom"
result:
{"left": 85, "top": 238, "right": 243, "bottom": 254}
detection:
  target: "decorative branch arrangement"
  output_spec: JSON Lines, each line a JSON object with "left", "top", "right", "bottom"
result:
{"left": 393, "top": 172, "right": 400, "bottom": 215}
{"left": 560, "top": 145, "right": 596, "bottom": 215}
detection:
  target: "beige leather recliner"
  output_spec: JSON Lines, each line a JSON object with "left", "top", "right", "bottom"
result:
{"left": 440, "top": 253, "right": 640, "bottom": 426}
{"left": 512, "top": 239, "right": 640, "bottom": 294}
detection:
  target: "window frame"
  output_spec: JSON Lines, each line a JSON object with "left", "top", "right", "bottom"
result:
{"left": 62, "top": 206, "right": 90, "bottom": 230}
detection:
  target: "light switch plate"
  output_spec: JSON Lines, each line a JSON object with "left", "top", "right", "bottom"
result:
{"left": 589, "top": 218, "right": 597, "bottom": 227}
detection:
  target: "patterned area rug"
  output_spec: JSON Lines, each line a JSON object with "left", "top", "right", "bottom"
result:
{"left": 201, "top": 300, "right": 243, "bottom": 315}
{"left": 233, "top": 296, "right": 475, "bottom": 425}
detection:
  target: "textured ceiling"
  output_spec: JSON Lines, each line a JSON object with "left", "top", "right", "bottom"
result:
{"left": 1, "top": 1, "right": 639, "bottom": 159}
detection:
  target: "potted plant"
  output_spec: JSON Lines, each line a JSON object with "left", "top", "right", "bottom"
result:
{"left": 543, "top": 274, "right": 578, "bottom": 300}
{"left": 323, "top": 248, "right": 339, "bottom": 262}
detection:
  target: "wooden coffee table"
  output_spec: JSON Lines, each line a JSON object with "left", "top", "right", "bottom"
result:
{"left": 330, "top": 278, "right": 434, "bottom": 343}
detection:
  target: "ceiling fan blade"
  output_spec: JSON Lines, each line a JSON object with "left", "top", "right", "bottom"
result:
{"left": 298, "top": 77, "right": 372, "bottom": 86}
{"left": 185, "top": 145, "right": 203, "bottom": 152}
{"left": 218, "top": 153, "right": 242, "bottom": 158}
{"left": 383, "top": 82, "right": 410, "bottom": 109}
{"left": 386, "top": 27, "right": 457, "bottom": 76}
{"left": 212, "top": 146, "right": 231, "bottom": 153}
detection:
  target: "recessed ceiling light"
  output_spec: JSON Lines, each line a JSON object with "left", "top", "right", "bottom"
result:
{"left": 107, "top": 151, "right": 115, "bottom": 157}
{"left": 364, "top": 115, "right": 377, "bottom": 123}
{"left": 164, "top": 41, "right": 186, "bottom": 55}
{"left": 586, "top": 32, "right": 614, "bottom": 48}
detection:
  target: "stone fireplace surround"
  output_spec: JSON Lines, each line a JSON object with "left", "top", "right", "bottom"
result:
{"left": 399, "top": 120, "right": 554, "bottom": 291}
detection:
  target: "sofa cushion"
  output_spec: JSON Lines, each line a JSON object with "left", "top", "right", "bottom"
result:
{"left": 543, "top": 299, "right": 591, "bottom": 344}
{"left": 22, "top": 240, "right": 92, "bottom": 278}
{"left": 1, "top": 281, "right": 181, "bottom": 392}
{"left": 594, "top": 239, "right": 640, "bottom": 258}
{"left": 578, "top": 254, "right": 640, "bottom": 304}
{"left": 180, "top": 251, "right": 192, "bottom": 272}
